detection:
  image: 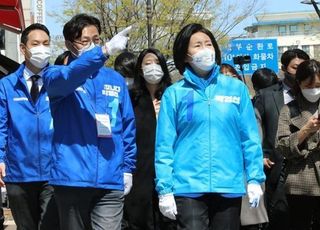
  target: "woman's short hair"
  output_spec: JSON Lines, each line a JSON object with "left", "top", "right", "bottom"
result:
{"left": 281, "top": 49, "right": 310, "bottom": 70}
{"left": 251, "top": 68, "right": 279, "bottom": 91}
{"left": 173, "top": 23, "right": 221, "bottom": 75}
{"left": 114, "top": 51, "right": 136, "bottom": 79}
{"left": 295, "top": 59, "right": 320, "bottom": 85}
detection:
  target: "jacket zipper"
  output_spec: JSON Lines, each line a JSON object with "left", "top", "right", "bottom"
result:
{"left": 208, "top": 87, "right": 212, "bottom": 191}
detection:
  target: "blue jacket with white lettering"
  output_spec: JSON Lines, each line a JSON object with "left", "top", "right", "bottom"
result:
{"left": 155, "top": 66, "right": 265, "bottom": 195}
{"left": 42, "top": 47, "right": 136, "bottom": 190}
{"left": 0, "top": 64, "right": 53, "bottom": 182}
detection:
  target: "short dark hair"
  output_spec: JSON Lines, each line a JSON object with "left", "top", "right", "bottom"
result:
{"left": 281, "top": 49, "right": 310, "bottom": 69}
{"left": 295, "top": 59, "right": 320, "bottom": 85}
{"left": 251, "top": 68, "right": 279, "bottom": 92}
{"left": 63, "top": 14, "right": 101, "bottom": 41}
{"left": 173, "top": 23, "right": 221, "bottom": 75}
{"left": 21, "top": 23, "right": 50, "bottom": 45}
{"left": 114, "top": 51, "right": 136, "bottom": 79}
{"left": 132, "top": 48, "right": 172, "bottom": 101}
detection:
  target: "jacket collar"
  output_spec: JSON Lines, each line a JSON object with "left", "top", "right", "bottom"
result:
{"left": 183, "top": 65, "right": 220, "bottom": 90}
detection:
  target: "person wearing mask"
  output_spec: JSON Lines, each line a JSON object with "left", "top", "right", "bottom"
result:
{"left": 220, "top": 63, "right": 242, "bottom": 80}
{"left": 0, "top": 23, "right": 59, "bottom": 229}
{"left": 114, "top": 51, "right": 136, "bottom": 90}
{"left": 124, "top": 48, "right": 174, "bottom": 230}
{"left": 254, "top": 49, "right": 309, "bottom": 230}
{"left": 276, "top": 59, "right": 320, "bottom": 230}
{"left": 42, "top": 14, "right": 136, "bottom": 230}
{"left": 155, "top": 23, "right": 265, "bottom": 230}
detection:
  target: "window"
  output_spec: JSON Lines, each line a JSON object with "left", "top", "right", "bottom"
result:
{"left": 302, "top": 45, "right": 310, "bottom": 56}
{"left": 313, "top": 45, "right": 320, "bottom": 60}
{"left": 304, "top": 24, "right": 312, "bottom": 32}
{"left": 289, "top": 25, "right": 298, "bottom": 35}
{"left": 278, "top": 26, "right": 286, "bottom": 36}
{"left": 278, "top": 46, "right": 286, "bottom": 60}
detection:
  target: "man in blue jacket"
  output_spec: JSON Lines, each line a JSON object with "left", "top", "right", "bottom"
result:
{"left": 42, "top": 14, "right": 136, "bottom": 230}
{"left": 0, "top": 24, "right": 58, "bottom": 229}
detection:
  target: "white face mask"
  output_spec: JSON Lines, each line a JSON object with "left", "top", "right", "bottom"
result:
{"left": 28, "top": 45, "right": 51, "bottom": 69}
{"left": 78, "top": 42, "right": 96, "bottom": 57}
{"left": 189, "top": 48, "right": 216, "bottom": 72}
{"left": 301, "top": 87, "right": 320, "bottom": 103}
{"left": 142, "top": 63, "right": 164, "bottom": 84}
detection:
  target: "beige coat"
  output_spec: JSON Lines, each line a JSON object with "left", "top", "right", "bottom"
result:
{"left": 276, "top": 96, "right": 320, "bottom": 196}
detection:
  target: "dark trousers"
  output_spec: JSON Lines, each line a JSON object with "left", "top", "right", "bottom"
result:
{"left": 264, "top": 160, "right": 289, "bottom": 230}
{"left": 175, "top": 195, "right": 241, "bottom": 230}
{"left": 287, "top": 194, "right": 320, "bottom": 230}
{"left": 54, "top": 186, "right": 124, "bottom": 230}
{"left": 6, "top": 182, "right": 59, "bottom": 230}
{"left": 123, "top": 193, "right": 176, "bottom": 230}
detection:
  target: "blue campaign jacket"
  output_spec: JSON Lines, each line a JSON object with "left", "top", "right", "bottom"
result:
{"left": 155, "top": 66, "right": 265, "bottom": 195}
{"left": 42, "top": 46, "right": 136, "bottom": 190}
{"left": 0, "top": 64, "right": 53, "bottom": 182}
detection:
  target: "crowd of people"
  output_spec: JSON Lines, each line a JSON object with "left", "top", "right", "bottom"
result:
{"left": 0, "top": 12, "right": 318, "bottom": 230}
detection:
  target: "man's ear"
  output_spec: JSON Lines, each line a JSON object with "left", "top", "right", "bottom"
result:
{"left": 20, "top": 43, "right": 27, "bottom": 57}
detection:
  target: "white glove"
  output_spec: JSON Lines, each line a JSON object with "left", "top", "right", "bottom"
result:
{"left": 105, "top": 26, "right": 132, "bottom": 56}
{"left": 247, "top": 183, "right": 263, "bottom": 208}
{"left": 123, "top": 173, "right": 133, "bottom": 195}
{"left": 159, "top": 193, "right": 177, "bottom": 220}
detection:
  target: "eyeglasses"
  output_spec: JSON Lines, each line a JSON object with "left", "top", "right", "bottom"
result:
{"left": 73, "top": 37, "right": 103, "bottom": 47}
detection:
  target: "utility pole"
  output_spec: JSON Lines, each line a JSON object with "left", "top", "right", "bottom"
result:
{"left": 146, "top": 0, "right": 152, "bottom": 48}
{"left": 301, "top": 0, "right": 320, "bottom": 19}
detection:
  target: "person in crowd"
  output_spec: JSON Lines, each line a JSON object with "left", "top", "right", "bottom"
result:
{"left": 222, "top": 66, "right": 271, "bottom": 230}
{"left": 54, "top": 50, "right": 70, "bottom": 65}
{"left": 220, "top": 63, "right": 242, "bottom": 80}
{"left": 154, "top": 23, "right": 265, "bottom": 230}
{"left": 0, "top": 23, "right": 59, "bottom": 229}
{"left": 251, "top": 68, "right": 279, "bottom": 104}
{"left": 114, "top": 51, "right": 136, "bottom": 90}
{"left": 251, "top": 68, "right": 279, "bottom": 93}
{"left": 254, "top": 49, "right": 309, "bottom": 230}
{"left": 42, "top": 14, "right": 136, "bottom": 230}
{"left": 113, "top": 51, "right": 137, "bottom": 230}
{"left": 124, "top": 48, "right": 175, "bottom": 230}
{"left": 276, "top": 59, "right": 320, "bottom": 230}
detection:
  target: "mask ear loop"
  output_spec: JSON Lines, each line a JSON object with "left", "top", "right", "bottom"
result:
{"left": 65, "top": 40, "right": 79, "bottom": 57}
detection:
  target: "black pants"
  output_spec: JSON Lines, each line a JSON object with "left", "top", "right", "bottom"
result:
{"left": 287, "top": 194, "right": 320, "bottom": 230}
{"left": 124, "top": 192, "right": 176, "bottom": 230}
{"left": 54, "top": 186, "right": 124, "bottom": 230}
{"left": 6, "top": 182, "right": 59, "bottom": 230}
{"left": 175, "top": 195, "right": 241, "bottom": 230}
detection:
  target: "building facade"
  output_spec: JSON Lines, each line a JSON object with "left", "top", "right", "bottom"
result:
{"left": 245, "top": 11, "right": 320, "bottom": 61}
{"left": 0, "top": 0, "right": 45, "bottom": 63}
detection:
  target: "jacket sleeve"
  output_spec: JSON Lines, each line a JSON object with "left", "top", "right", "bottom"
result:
{"left": 0, "top": 81, "right": 8, "bottom": 163}
{"left": 276, "top": 105, "right": 310, "bottom": 160}
{"left": 239, "top": 86, "right": 265, "bottom": 184}
{"left": 155, "top": 88, "right": 177, "bottom": 195}
{"left": 43, "top": 46, "right": 107, "bottom": 99}
{"left": 254, "top": 90, "right": 271, "bottom": 159}
{"left": 121, "top": 83, "right": 137, "bottom": 173}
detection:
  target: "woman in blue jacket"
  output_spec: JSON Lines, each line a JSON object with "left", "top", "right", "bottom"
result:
{"left": 155, "top": 23, "right": 265, "bottom": 230}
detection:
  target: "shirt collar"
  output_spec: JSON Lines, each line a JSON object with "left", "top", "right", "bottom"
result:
{"left": 23, "top": 66, "right": 44, "bottom": 81}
